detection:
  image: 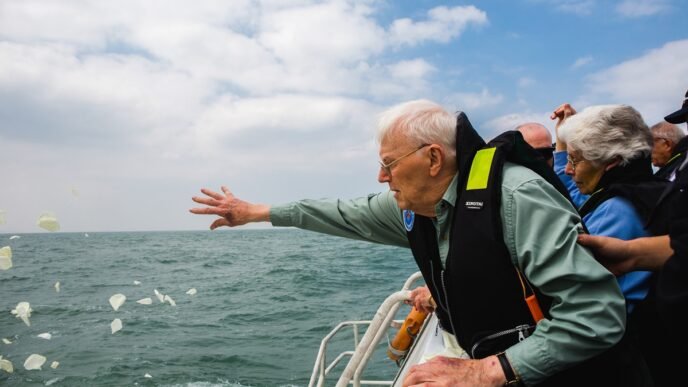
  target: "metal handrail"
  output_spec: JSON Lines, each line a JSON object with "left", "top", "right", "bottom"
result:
{"left": 308, "top": 272, "right": 425, "bottom": 387}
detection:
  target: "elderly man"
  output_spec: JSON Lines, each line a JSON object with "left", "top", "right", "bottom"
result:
{"left": 651, "top": 121, "right": 687, "bottom": 181}
{"left": 515, "top": 122, "right": 555, "bottom": 167}
{"left": 191, "top": 100, "right": 637, "bottom": 386}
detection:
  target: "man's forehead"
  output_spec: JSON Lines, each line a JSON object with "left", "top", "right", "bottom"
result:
{"left": 379, "top": 130, "right": 410, "bottom": 152}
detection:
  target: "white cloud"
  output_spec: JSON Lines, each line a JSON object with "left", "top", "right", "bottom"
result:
{"left": 389, "top": 5, "right": 487, "bottom": 46}
{"left": 616, "top": 0, "right": 670, "bottom": 17}
{"left": 446, "top": 88, "right": 504, "bottom": 112}
{"left": 388, "top": 59, "right": 436, "bottom": 79}
{"left": 533, "top": 0, "right": 596, "bottom": 15}
{"left": 571, "top": 55, "right": 593, "bottom": 69}
{"left": 518, "top": 77, "right": 535, "bottom": 87}
{"left": 580, "top": 39, "right": 688, "bottom": 125}
{"left": 482, "top": 112, "right": 555, "bottom": 140}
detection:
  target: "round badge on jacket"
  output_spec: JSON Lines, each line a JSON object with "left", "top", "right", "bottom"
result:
{"left": 403, "top": 210, "right": 415, "bottom": 231}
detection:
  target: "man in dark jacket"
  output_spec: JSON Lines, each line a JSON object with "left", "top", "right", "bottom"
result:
{"left": 651, "top": 121, "right": 687, "bottom": 181}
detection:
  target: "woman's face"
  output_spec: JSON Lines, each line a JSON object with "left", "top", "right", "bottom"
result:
{"left": 564, "top": 149, "right": 608, "bottom": 194}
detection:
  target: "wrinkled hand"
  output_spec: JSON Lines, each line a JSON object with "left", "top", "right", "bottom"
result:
{"left": 550, "top": 103, "right": 577, "bottom": 130}
{"left": 190, "top": 186, "right": 270, "bottom": 230}
{"left": 406, "top": 286, "right": 435, "bottom": 314}
{"left": 577, "top": 234, "right": 634, "bottom": 276}
{"left": 403, "top": 356, "right": 502, "bottom": 387}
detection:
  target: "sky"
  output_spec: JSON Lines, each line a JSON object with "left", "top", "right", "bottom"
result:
{"left": 1, "top": 0, "right": 687, "bottom": 233}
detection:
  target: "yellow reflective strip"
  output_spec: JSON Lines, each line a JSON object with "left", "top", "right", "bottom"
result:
{"left": 466, "top": 147, "right": 496, "bottom": 190}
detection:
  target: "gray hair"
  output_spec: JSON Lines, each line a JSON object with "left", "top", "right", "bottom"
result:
{"left": 558, "top": 104, "right": 652, "bottom": 166}
{"left": 376, "top": 99, "right": 457, "bottom": 160}
{"left": 651, "top": 121, "right": 685, "bottom": 144}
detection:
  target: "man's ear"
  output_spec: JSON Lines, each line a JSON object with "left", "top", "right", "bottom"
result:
{"left": 428, "top": 145, "right": 444, "bottom": 177}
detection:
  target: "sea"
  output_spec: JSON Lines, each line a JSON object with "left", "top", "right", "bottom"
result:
{"left": 0, "top": 229, "right": 420, "bottom": 386}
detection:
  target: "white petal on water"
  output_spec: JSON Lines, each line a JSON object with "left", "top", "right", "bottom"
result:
{"left": 37, "top": 213, "right": 60, "bottom": 232}
{"left": 37, "top": 333, "right": 52, "bottom": 340}
{"left": 23, "top": 354, "right": 46, "bottom": 370}
{"left": 84, "top": 233, "right": 89, "bottom": 237}
{"left": 0, "top": 246, "right": 12, "bottom": 270}
{"left": 154, "top": 289, "right": 164, "bottom": 303}
{"left": 109, "top": 294, "right": 126, "bottom": 311}
{"left": 9, "top": 235, "right": 20, "bottom": 240}
{"left": 2, "top": 338, "right": 12, "bottom": 344}
{"left": 163, "top": 295, "right": 176, "bottom": 306}
{"left": 136, "top": 298, "right": 153, "bottom": 305}
{"left": 11, "top": 302, "right": 32, "bottom": 326}
{"left": 186, "top": 288, "right": 197, "bottom": 296}
{"left": 133, "top": 280, "right": 141, "bottom": 285}
{"left": 54, "top": 281, "right": 60, "bottom": 292}
{"left": 0, "top": 357, "right": 13, "bottom": 373}
{"left": 50, "top": 361, "right": 59, "bottom": 369}
{"left": 111, "top": 318, "right": 122, "bottom": 334}
{"left": 144, "top": 373, "right": 152, "bottom": 378}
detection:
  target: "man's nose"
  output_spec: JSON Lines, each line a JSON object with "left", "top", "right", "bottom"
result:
{"left": 378, "top": 167, "right": 390, "bottom": 183}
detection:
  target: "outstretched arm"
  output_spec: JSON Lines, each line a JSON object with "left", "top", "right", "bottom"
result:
{"left": 577, "top": 234, "right": 673, "bottom": 275}
{"left": 190, "top": 186, "right": 271, "bottom": 229}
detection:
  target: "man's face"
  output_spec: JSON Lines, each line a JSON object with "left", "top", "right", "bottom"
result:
{"left": 377, "top": 131, "right": 429, "bottom": 211}
{"left": 651, "top": 137, "right": 673, "bottom": 167}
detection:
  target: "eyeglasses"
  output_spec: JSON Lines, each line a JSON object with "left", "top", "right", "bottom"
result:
{"left": 379, "top": 144, "right": 430, "bottom": 175}
{"left": 534, "top": 146, "right": 555, "bottom": 161}
{"left": 566, "top": 155, "right": 586, "bottom": 171}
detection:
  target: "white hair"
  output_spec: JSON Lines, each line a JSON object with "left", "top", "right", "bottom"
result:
{"left": 558, "top": 104, "right": 652, "bottom": 166}
{"left": 651, "top": 121, "right": 685, "bottom": 144}
{"left": 376, "top": 99, "right": 457, "bottom": 160}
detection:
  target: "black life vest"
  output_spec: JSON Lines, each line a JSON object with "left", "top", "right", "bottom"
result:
{"left": 654, "top": 136, "right": 688, "bottom": 181}
{"left": 405, "top": 113, "right": 653, "bottom": 386}
{"left": 578, "top": 156, "right": 669, "bottom": 235}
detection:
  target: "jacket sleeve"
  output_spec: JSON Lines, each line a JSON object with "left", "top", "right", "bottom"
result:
{"left": 269, "top": 191, "right": 409, "bottom": 248}
{"left": 500, "top": 171, "right": 626, "bottom": 385}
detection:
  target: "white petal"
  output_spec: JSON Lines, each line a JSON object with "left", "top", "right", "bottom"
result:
{"left": 84, "top": 233, "right": 89, "bottom": 237}
{"left": 136, "top": 298, "right": 153, "bottom": 305}
{"left": 0, "top": 246, "right": 12, "bottom": 270}
{"left": 37, "top": 213, "right": 60, "bottom": 232}
{"left": 2, "top": 338, "right": 12, "bottom": 344}
{"left": 154, "top": 289, "right": 164, "bottom": 303}
{"left": 133, "top": 280, "right": 141, "bottom": 285}
{"left": 9, "top": 235, "right": 20, "bottom": 240}
{"left": 37, "top": 333, "right": 52, "bottom": 340}
{"left": 109, "top": 294, "right": 126, "bottom": 311}
{"left": 11, "top": 302, "right": 32, "bottom": 326}
{"left": 144, "top": 373, "right": 152, "bottom": 378}
{"left": 186, "top": 288, "right": 197, "bottom": 296}
{"left": 50, "top": 361, "right": 59, "bottom": 369}
{"left": 0, "top": 358, "right": 13, "bottom": 373}
{"left": 23, "top": 354, "right": 46, "bottom": 370}
{"left": 163, "top": 295, "right": 176, "bottom": 307}
{"left": 111, "top": 318, "right": 122, "bottom": 334}
{"left": 54, "top": 281, "right": 60, "bottom": 292}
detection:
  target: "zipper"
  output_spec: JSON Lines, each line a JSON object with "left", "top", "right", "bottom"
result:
{"left": 470, "top": 324, "right": 532, "bottom": 358}
{"left": 429, "top": 259, "right": 460, "bottom": 342}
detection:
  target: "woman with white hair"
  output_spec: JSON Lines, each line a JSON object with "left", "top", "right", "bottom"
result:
{"left": 552, "top": 103, "right": 669, "bottom": 386}
{"left": 551, "top": 103, "right": 662, "bottom": 316}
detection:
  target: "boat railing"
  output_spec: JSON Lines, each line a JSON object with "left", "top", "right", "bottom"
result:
{"left": 308, "top": 271, "right": 425, "bottom": 387}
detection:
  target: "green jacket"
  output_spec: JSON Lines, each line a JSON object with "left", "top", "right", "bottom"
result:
{"left": 271, "top": 162, "right": 626, "bottom": 386}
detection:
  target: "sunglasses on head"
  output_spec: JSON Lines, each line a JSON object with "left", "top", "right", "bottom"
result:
{"left": 534, "top": 146, "right": 555, "bottom": 160}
